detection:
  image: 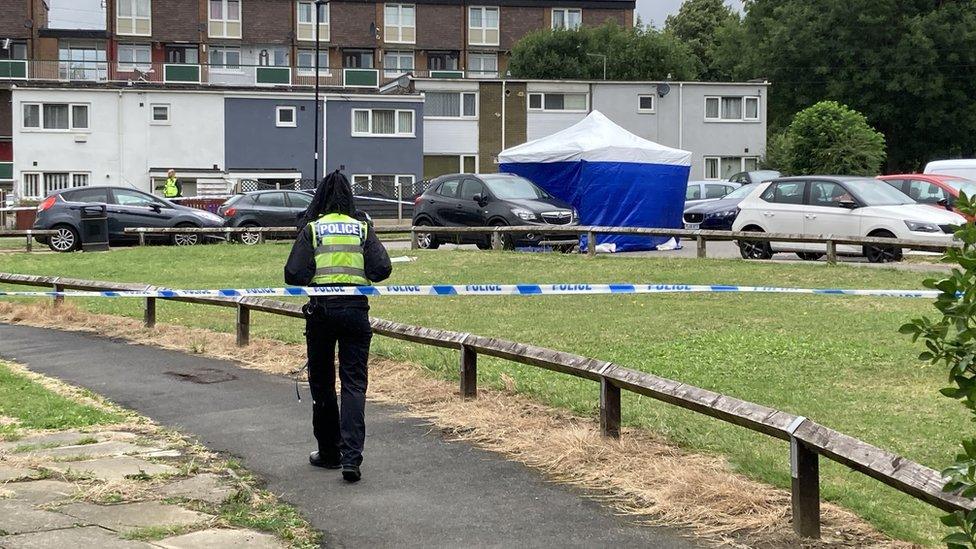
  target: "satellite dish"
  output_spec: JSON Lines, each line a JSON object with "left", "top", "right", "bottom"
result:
{"left": 657, "top": 82, "right": 671, "bottom": 98}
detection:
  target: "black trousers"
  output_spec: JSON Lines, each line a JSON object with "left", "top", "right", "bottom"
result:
{"left": 304, "top": 304, "right": 372, "bottom": 466}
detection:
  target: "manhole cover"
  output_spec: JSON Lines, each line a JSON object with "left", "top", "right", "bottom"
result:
{"left": 164, "top": 367, "right": 237, "bottom": 384}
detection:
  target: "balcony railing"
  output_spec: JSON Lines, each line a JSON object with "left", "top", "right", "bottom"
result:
{"left": 0, "top": 60, "right": 504, "bottom": 88}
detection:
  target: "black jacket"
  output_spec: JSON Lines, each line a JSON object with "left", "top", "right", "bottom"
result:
{"left": 284, "top": 211, "right": 392, "bottom": 309}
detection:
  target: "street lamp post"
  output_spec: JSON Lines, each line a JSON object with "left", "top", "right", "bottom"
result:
{"left": 313, "top": 0, "right": 328, "bottom": 185}
{"left": 585, "top": 53, "right": 607, "bottom": 80}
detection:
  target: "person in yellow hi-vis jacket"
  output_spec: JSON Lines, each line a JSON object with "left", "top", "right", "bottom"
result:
{"left": 157, "top": 169, "right": 182, "bottom": 198}
{"left": 284, "top": 171, "right": 392, "bottom": 483}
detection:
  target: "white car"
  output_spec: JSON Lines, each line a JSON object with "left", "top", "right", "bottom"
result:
{"left": 685, "top": 181, "right": 740, "bottom": 206}
{"left": 731, "top": 176, "right": 965, "bottom": 262}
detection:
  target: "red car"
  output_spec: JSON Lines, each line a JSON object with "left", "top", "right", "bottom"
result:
{"left": 878, "top": 174, "right": 976, "bottom": 219}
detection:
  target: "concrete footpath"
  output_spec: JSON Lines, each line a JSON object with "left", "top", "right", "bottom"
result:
{"left": 0, "top": 324, "right": 696, "bottom": 549}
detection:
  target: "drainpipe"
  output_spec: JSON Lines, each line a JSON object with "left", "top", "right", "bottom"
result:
{"left": 118, "top": 90, "right": 124, "bottom": 186}
{"left": 500, "top": 79, "right": 506, "bottom": 155}
{"left": 678, "top": 82, "right": 684, "bottom": 150}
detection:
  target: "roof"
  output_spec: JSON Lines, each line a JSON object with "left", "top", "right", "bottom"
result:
{"left": 11, "top": 80, "right": 422, "bottom": 98}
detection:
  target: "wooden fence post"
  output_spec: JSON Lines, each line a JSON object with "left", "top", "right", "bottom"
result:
{"left": 144, "top": 297, "right": 156, "bottom": 328}
{"left": 25, "top": 232, "right": 32, "bottom": 253}
{"left": 52, "top": 283, "right": 63, "bottom": 308}
{"left": 491, "top": 231, "right": 503, "bottom": 251}
{"left": 459, "top": 344, "right": 477, "bottom": 399}
{"left": 224, "top": 228, "right": 231, "bottom": 242}
{"left": 138, "top": 231, "right": 146, "bottom": 247}
{"left": 587, "top": 231, "right": 597, "bottom": 257}
{"left": 696, "top": 235, "right": 707, "bottom": 258}
{"left": 600, "top": 377, "right": 621, "bottom": 439}
{"left": 789, "top": 417, "right": 821, "bottom": 539}
{"left": 410, "top": 230, "right": 419, "bottom": 250}
{"left": 236, "top": 303, "right": 250, "bottom": 347}
{"left": 826, "top": 240, "right": 837, "bottom": 265}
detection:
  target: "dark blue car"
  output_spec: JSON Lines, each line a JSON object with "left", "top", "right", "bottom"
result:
{"left": 682, "top": 185, "right": 756, "bottom": 230}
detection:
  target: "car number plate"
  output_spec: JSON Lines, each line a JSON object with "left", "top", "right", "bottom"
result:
{"left": 684, "top": 223, "right": 701, "bottom": 230}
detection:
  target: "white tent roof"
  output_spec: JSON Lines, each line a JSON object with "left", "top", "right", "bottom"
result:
{"left": 497, "top": 111, "right": 691, "bottom": 166}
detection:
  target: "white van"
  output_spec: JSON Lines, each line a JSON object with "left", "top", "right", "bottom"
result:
{"left": 924, "top": 159, "right": 976, "bottom": 180}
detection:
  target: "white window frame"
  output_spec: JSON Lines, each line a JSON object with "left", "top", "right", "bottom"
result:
{"left": 209, "top": 46, "right": 242, "bottom": 73}
{"left": 21, "top": 172, "right": 40, "bottom": 199}
{"left": 351, "top": 174, "right": 415, "bottom": 191}
{"left": 526, "top": 92, "right": 588, "bottom": 113}
{"left": 150, "top": 103, "right": 170, "bottom": 125}
{"left": 209, "top": 0, "right": 242, "bottom": 39}
{"left": 350, "top": 108, "right": 415, "bottom": 137}
{"left": 296, "top": 49, "right": 332, "bottom": 76}
{"left": 384, "top": 4, "right": 416, "bottom": 45}
{"left": 551, "top": 8, "right": 581, "bottom": 30}
{"left": 460, "top": 155, "right": 478, "bottom": 174}
{"left": 296, "top": 1, "right": 330, "bottom": 42}
{"left": 704, "top": 95, "right": 761, "bottom": 122}
{"left": 637, "top": 94, "right": 655, "bottom": 114}
{"left": 703, "top": 156, "right": 761, "bottom": 180}
{"left": 276, "top": 106, "right": 298, "bottom": 128}
{"left": 466, "top": 53, "right": 497, "bottom": 78}
{"left": 468, "top": 6, "right": 499, "bottom": 47}
{"left": 19, "top": 171, "right": 91, "bottom": 199}
{"left": 117, "top": 0, "right": 152, "bottom": 37}
{"left": 383, "top": 50, "right": 414, "bottom": 77}
{"left": 22, "top": 103, "right": 91, "bottom": 132}
{"left": 117, "top": 43, "right": 152, "bottom": 72}
{"left": 424, "top": 91, "right": 478, "bottom": 119}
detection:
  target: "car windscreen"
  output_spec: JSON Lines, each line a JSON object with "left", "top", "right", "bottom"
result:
{"left": 482, "top": 176, "right": 551, "bottom": 200}
{"left": 845, "top": 180, "right": 915, "bottom": 206}
{"left": 942, "top": 178, "right": 976, "bottom": 197}
{"left": 720, "top": 185, "right": 754, "bottom": 200}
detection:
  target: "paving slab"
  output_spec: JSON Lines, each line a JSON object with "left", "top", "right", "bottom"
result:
{"left": 28, "top": 441, "right": 161, "bottom": 460}
{"left": 0, "top": 464, "right": 35, "bottom": 481}
{"left": 155, "top": 528, "right": 285, "bottom": 549}
{"left": 0, "top": 324, "right": 698, "bottom": 549}
{"left": 45, "top": 456, "right": 177, "bottom": 480}
{"left": 57, "top": 501, "right": 212, "bottom": 532}
{"left": 0, "top": 525, "right": 155, "bottom": 549}
{"left": 2, "top": 479, "right": 79, "bottom": 505}
{"left": 0, "top": 431, "right": 93, "bottom": 452}
{"left": 0, "top": 500, "right": 83, "bottom": 534}
{"left": 158, "top": 473, "right": 235, "bottom": 505}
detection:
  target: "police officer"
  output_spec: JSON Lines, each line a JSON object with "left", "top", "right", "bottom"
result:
{"left": 159, "top": 169, "right": 182, "bottom": 199}
{"left": 285, "top": 171, "right": 391, "bottom": 482}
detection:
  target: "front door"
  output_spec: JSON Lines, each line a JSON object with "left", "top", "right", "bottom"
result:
{"left": 803, "top": 180, "right": 863, "bottom": 254}
{"left": 108, "top": 188, "right": 175, "bottom": 239}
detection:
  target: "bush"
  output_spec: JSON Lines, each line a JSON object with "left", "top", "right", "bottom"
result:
{"left": 778, "top": 101, "right": 886, "bottom": 176}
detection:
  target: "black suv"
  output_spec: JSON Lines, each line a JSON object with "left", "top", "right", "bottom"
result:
{"left": 33, "top": 186, "right": 225, "bottom": 252}
{"left": 412, "top": 173, "right": 578, "bottom": 249}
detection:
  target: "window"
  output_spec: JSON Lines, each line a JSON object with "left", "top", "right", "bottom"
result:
{"left": 467, "top": 53, "right": 497, "bottom": 77}
{"left": 44, "top": 173, "right": 70, "bottom": 194}
{"left": 22, "top": 173, "right": 39, "bottom": 198}
{"left": 59, "top": 44, "right": 107, "bottom": 81}
{"left": 527, "top": 92, "right": 587, "bottom": 112}
{"left": 114, "top": 188, "right": 162, "bottom": 206}
{"left": 296, "top": 1, "right": 329, "bottom": 42}
{"left": 351, "top": 174, "right": 414, "bottom": 195}
{"left": 703, "top": 156, "right": 760, "bottom": 180}
{"left": 23, "top": 103, "right": 89, "bottom": 131}
{"left": 343, "top": 49, "right": 374, "bottom": 69}
{"left": 209, "top": 0, "right": 241, "bottom": 39}
{"left": 907, "top": 179, "right": 948, "bottom": 204}
{"left": 351, "top": 109, "right": 415, "bottom": 136}
{"left": 384, "top": 4, "right": 416, "bottom": 44}
{"left": 637, "top": 94, "right": 654, "bottom": 113}
{"left": 297, "top": 49, "right": 330, "bottom": 74}
{"left": 117, "top": 0, "right": 151, "bottom": 36}
{"left": 468, "top": 6, "right": 499, "bottom": 46}
{"left": 0, "top": 41, "right": 27, "bottom": 60}
{"left": 686, "top": 185, "right": 701, "bottom": 200}
{"left": 743, "top": 157, "right": 759, "bottom": 171}
{"left": 551, "top": 8, "right": 581, "bottom": 30}
{"left": 428, "top": 51, "right": 459, "bottom": 71}
{"left": 705, "top": 95, "right": 761, "bottom": 122}
{"left": 704, "top": 157, "right": 719, "bottom": 179}
{"left": 704, "top": 184, "right": 731, "bottom": 199}
{"left": 65, "top": 187, "right": 109, "bottom": 203}
{"left": 149, "top": 104, "right": 170, "bottom": 124}
{"left": 424, "top": 92, "right": 477, "bottom": 118}
{"left": 165, "top": 45, "right": 198, "bottom": 64}
{"left": 808, "top": 181, "right": 855, "bottom": 207}
{"left": 287, "top": 192, "right": 312, "bottom": 208}
{"left": 761, "top": 181, "right": 806, "bottom": 205}
{"left": 72, "top": 173, "right": 89, "bottom": 187}
{"left": 383, "top": 50, "right": 414, "bottom": 76}
{"left": 117, "top": 44, "right": 151, "bottom": 71}
{"left": 437, "top": 178, "right": 461, "bottom": 198}
{"left": 257, "top": 47, "right": 288, "bottom": 66}
{"left": 276, "top": 106, "right": 297, "bottom": 128}
{"left": 20, "top": 172, "right": 91, "bottom": 198}
{"left": 460, "top": 179, "right": 485, "bottom": 201}
{"left": 255, "top": 192, "right": 287, "bottom": 207}
{"left": 210, "top": 47, "right": 241, "bottom": 70}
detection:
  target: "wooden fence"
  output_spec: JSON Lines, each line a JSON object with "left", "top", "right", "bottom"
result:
{"left": 0, "top": 271, "right": 971, "bottom": 539}
{"left": 0, "top": 229, "right": 59, "bottom": 252}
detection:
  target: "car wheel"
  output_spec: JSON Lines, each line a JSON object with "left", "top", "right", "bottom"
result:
{"left": 863, "top": 231, "right": 902, "bottom": 263}
{"left": 491, "top": 220, "right": 515, "bottom": 250}
{"left": 796, "top": 252, "right": 824, "bottom": 261}
{"left": 737, "top": 227, "right": 773, "bottom": 260}
{"left": 414, "top": 220, "right": 439, "bottom": 250}
{"left": 172, "top": 224, "right": 200, "bottom": 247}
{"left": 48, "top": 224, "right": 79, "bottom": 253}
{"left": 238, "top": 223, "right": 262, "bottom": 246}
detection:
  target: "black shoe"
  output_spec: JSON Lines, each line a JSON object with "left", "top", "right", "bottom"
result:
{"left": 342, "top": 465, "right": 361, "bottom": 482}
{"left": 309, "top": 451, "right": 341, "bottom": 469}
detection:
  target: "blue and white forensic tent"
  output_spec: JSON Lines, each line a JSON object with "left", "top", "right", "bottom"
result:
{"left": 498, "top": 111, "right": 692, "bottom": 252}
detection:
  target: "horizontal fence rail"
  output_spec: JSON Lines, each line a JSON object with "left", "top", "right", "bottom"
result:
{"left": 0, "top": 271, "right": 971, "bottom": 539}
{"left": 0, "top": 229, "right": 59, "bottom": 252}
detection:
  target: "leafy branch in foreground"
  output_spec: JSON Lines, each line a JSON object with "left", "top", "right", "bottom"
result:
{"left": 902, "top": 192, "right": 976, "bottom": 548}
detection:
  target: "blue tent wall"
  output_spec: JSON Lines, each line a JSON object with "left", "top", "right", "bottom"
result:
{"left": 500, "top": 160, "right": 690, "bottom": 252}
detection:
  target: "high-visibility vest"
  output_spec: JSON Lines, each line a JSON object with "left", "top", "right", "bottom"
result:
{"left": 162, "top": 177, "right": 179, "bottom": 198}
{"left": 309, "top": 213, "right": 370, "bottom": 286}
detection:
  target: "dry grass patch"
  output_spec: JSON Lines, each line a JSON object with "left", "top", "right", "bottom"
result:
{"left": 0, "top": 301, "right": 911, "bottom": 547}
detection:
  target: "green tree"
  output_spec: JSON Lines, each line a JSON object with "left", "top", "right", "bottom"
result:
{"left": 507, "top": 22, "right": 699, "bottom": 81}
{"left": 777, "top": 101, "right": 886, "bottom": 176}
{"left": 664, "top": 0, "right": 739, "bottom": 80}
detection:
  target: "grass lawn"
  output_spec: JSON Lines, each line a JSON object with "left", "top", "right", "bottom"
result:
{"left": 0, "top": 237, "right": 29, "bottom": 251}
{"left": 0, "top": 244, "right": 965, "bottom": 544}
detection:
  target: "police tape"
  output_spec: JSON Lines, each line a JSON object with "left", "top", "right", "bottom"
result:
{"left": 0, "top": 284, "right": 943, "bottom": 299}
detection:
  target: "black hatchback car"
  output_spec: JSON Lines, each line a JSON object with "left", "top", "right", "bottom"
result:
{"left": 218, "top": 190, "right": 313, "bottom": 244}
{"left": 33, "top": 186, "right": 225, "bottom": 252}
{"left": 412, "top": 173, "right": 578, "bottom": 249}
